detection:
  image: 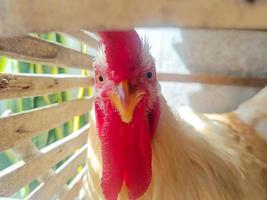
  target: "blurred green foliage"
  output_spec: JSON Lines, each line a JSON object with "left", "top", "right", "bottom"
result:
{"left": 0, "top": 32, "right": 91, "bottom": 198}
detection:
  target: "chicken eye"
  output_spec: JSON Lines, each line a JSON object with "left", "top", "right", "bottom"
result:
{"left": 98, "top": 75, "right": 104, "bottom": 82}
{"left": 96, "top": 74, "right": 105, "bottom": 88}
{"left": 146, "top": 71, "right": 153, "bottom": 79}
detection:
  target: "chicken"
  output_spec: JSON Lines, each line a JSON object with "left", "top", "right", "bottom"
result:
{"left": 84, "top": 30, "right": 267, "bottom": 200}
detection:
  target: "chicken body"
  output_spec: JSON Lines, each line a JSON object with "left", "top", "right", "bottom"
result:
{"left": 85, "top": 89, "right": 267, "bottom": 200}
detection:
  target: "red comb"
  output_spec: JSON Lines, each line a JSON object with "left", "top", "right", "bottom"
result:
{"left": 99, "top": 30, "right": 142, "bottom": 81}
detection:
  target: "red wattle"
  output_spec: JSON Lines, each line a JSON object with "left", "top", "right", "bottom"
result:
{"left": 95, "top": 103, "right": 125, "bottom": 200}
{"left": 95, "top": 101, "right": 153, "bottom": 200}
{"left": 124, "top": 102, "right": 152, "bottom": 199}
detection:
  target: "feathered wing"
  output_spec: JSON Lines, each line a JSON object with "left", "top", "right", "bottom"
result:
{"left": 202, "top": 85, "right": 267, "bottom": 166}
{"left": 179, "top": 88, "right": 267, "bottom": 199}
{"left": 234, "top": 86, "right": 267, "bottom": 142}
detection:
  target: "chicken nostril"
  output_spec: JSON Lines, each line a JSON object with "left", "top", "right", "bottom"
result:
{"left": 246, "top": 0, "right": 255, "bottom": 3}
{"left": 243, "top": 0, "right": 256, "bottom": 4}
{"left": 129, "top": 83, "right": 137, "bottom": 94}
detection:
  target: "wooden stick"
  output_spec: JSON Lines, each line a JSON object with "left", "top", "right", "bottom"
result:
{"left": 59, "top": 168, "right": 87, "bottom": 200}
{"left": 26, "top": 145, "right": 87, "bottom": 200}
{"left": 0, "top": 98, "right": 92, "bottom": 151}
{"left": 0, "top": 124, "right": 89, "bottom": 197}
{"left": 157, "top": 73, "right": 267, "bottom": 88}
{"left": 0, "top": 73, "right": 93, "bottom": 100}
{"left": 0, "top": 36, "right": 93, "bottom": 69}
{"left": 12, "top": 139, "right": 56, "bottom": 197}
{"left": 1, "top": 0, "right": 267, "bottom": 36}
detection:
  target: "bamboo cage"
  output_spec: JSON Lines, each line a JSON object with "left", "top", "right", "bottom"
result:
{"left": 1, "top": 0, "right": 267, "bottom": 199}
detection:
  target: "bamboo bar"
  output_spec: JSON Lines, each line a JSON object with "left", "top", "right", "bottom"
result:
{"left": 157, "top": 73, "right": 267, "bottom": 88}
{"left": 1, "top": 0, "right": 267, "bottom": 36}
{"left": 0, "top": 73, "right": 93, "bottom": 100}
{"left": 0, "top": 98, "right": 92, "bottom": 151}
{"left": 0, "top": 36, "right": 93, "bottom": 69}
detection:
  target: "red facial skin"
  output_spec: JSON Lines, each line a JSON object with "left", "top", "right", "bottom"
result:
{"left": 94, "top": 30, "right": 160, "bottom": 200}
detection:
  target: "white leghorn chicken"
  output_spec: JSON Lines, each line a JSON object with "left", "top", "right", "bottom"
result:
{"left": 83, "top": 30, "right": 267, "bottom": 200}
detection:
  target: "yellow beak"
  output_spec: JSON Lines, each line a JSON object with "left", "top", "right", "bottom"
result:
{"left": 108, "top": 81, "right": 145, "bottom": 123}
